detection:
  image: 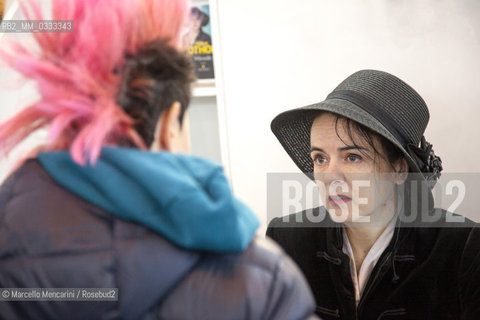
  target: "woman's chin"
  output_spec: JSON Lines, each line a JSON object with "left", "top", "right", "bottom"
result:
{"left": 325, "top": 202, "right": 372, "bottom": 224}
{"left": 326, "top": 205, "right": 352, "bottom": 224}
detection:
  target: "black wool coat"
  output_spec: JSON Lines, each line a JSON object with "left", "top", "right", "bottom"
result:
{"left": 267, "top": 207, "right": 480, "bottom": 320}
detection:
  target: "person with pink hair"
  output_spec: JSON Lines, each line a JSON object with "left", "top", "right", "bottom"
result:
{"left": 0, "top": 1, "right": 318, "bottom": 319}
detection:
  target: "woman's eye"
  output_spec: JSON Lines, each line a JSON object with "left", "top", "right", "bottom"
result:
{"left": 347, "top": 154, "right": 362, "bottom": 162}
{"left": 313, "top": 155, "right": 326, "bottom": 165}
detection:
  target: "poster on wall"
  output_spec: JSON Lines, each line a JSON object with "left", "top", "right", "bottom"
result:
{"left": 0, "top": 0, "right": 6, "bottom": 20}
{"left": 183, "top": 2, "right": 215, "bottom": 80}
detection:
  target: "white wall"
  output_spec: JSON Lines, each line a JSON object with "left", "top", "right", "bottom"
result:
{"left": 214, "top": 0, "right": 480, "bottom": 232}
{"left": 189, "top": 96, "right": 222, "bottom": 163}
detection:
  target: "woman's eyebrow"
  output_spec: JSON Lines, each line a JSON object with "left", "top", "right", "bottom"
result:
{"left": 310, "top": 145, "right": 368, "bottom": 152}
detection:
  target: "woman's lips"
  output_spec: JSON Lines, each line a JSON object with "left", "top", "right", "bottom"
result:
{"left": 328, "top": 195, "right": 352, "bottom": 205}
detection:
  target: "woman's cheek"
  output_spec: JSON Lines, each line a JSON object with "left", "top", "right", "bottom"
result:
{"left": 352, "top": 186, "right": 373, "bottom": 216}
{"left": 374, "top": 179, "right": 396, "bottom": 205}
{"left": 350, "top": 174, "right": 372, "bottom": 202}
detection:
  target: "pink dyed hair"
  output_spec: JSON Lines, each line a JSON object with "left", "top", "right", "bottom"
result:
{"left": 0, "top": 0, "right": 190, "bottom": 165}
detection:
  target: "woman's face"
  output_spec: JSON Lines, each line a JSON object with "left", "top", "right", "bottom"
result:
{"left": 191, "top": 16, "right": 202, "bottom": 32}
{"left": 310, "top": 112, "right": 404, "bottom": 226}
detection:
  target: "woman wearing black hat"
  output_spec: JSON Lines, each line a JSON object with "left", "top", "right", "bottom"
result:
{"left": 183, "top": 7, "right": 212, "bottom": 47}
{"left": 267, "top": 69, "right": 480, "bottom": 319}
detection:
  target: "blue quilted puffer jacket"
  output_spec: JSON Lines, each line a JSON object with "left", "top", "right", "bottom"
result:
{"left": 0, "top": 148, "right": 318, "bottom": 320}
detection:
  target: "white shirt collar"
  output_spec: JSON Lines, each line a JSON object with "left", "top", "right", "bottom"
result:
{"left": 342, "top": 215, "right": 397, "bottom": 306}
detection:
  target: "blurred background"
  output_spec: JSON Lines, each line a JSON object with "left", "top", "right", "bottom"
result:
{"left": 1, "top": 0, "right": 479, "bottom": 234}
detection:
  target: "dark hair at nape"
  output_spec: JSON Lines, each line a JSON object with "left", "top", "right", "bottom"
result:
{"left": 309, "top": 111, "right": 405, "bottom": 172}
{"left": 116, "top": 39, "right": 195, "bottom": 148}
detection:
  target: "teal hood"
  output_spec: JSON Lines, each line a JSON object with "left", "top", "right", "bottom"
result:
{"left": 37, "top": 147, "right": 259, "bottom": 253}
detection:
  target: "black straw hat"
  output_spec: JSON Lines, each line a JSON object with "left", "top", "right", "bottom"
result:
{"left": 271, "top": 70, "right": 442, "bottom": 204}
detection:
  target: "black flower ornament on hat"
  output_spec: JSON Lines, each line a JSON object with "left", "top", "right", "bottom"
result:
{"left": 406, "top": 136, "right": 443, "bottom": 189}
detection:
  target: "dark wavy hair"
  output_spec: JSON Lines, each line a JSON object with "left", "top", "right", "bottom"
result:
{"left": 318, "top": 112, "right": 406, "bottom": 172}
{"left": 116, "top": 39, "right": 195, "bottom": 148}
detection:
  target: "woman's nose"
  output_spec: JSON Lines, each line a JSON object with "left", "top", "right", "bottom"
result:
{"left": 316, "top": 158, "right": 345, "bottom": 184}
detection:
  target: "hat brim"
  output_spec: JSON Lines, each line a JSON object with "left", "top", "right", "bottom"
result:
{"left": 271, "top": 98, "right": 434, "bottom": 208}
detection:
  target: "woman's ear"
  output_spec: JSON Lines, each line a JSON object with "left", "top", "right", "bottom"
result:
{"left": 394, "top": 158, "right": 409, "bottom": 185}
{"left": 150, "top": 101, "right": 190, "bottom": 153}
{"left": 159, "top": 101, "right": 182, "bottom": 151}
